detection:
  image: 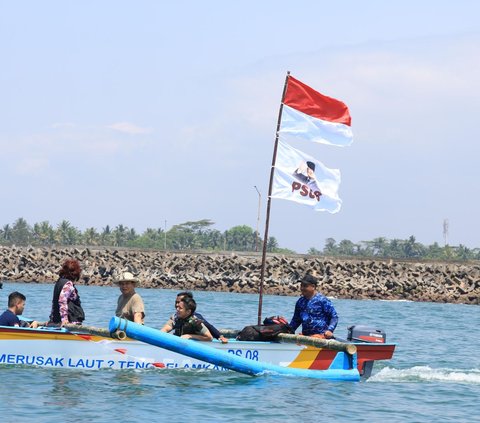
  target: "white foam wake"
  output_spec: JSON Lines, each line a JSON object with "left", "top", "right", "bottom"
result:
{"left": 369, "top": 366, "right": 480, "bottom": 384}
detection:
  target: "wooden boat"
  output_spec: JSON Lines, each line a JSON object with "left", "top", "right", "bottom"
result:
{"left": 0, "top": 322, "right": 395, "bottom": 380}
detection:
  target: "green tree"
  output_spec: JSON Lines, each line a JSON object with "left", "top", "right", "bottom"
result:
{"left": 387, "top": 239, "right": 403, "bottom": 258}
{"left": 101, "top": 225, "right": 114, "bottom": 246}
{"left": 403, "top": 235, "right": 425, "bottom": 258}
{"left": 371, "top": 237, "right": 389, "bottom": 257}
{"left": 454, "top": 244, "right": 471, "bottom": 260}
{"left": 168, "top": 220, "right": 215, "bottom": 250}
{"left": 323, "top": 238, "right": 337, "bottom": 255}
{"left": 426, "top": 242, "right": 444, "bottom": 259}
{"left": 55, "top": 220, "right": 80, "bottom": 245}
{"left": 472, "top": 248, "right": 480, "bottom": 260}
{"left": 127, "top": 228, "right": 137, "bottom": 242}
{"left": 201, "top": 228, "right": 223, "bottom": 250}
{"left": 112, "top": 224, "right": 129, "bottom": 247}
{"left": 224, "top": 225, "right": 255, "bottom": 251}
{"left": 82, "top": 227, "right": 100, "bottom": 246}
{"left": 337, "top": 239, "right": 357, "bottom": 256}
{"left": 33, "top": 221, "right": 55, "bottom": 245}
{"left": 266, "top": 236, "right": 279, "bottom": 252}
{"left": 1, "top": 224, "right": 12, "bottom": 244}
{"left": 10, "top": 218, "right": 33, "bottom": 245}
{"left": 133, "top": 228, "right": 164, "bottom": 248}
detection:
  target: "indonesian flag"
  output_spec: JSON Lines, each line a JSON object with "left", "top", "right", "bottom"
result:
{"left": 271, "top": 140, "right": 342, "bottom": 213}
{"left": 279, "top": 75, "right": 353, "bottom": 147}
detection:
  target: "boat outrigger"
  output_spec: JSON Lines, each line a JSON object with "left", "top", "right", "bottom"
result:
{"left": 0, "top": 320, "right": 395, "bottom": 381}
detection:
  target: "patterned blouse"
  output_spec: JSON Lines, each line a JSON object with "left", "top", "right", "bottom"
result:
{"left": 58, "top": 280, "right": 80, "bottom": 324}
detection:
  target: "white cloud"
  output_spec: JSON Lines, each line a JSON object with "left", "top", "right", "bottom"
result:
{"left": 15, "top": 157, "right": 49, "bottom": 175}
{"left": 0, "top": 122, "right": 151, "bottom": 170}
{"left": 107, "top": 122, "right": 152, "bottom": 135}
{"left": 50, "top": 122, "right": 76, "bottom": 129}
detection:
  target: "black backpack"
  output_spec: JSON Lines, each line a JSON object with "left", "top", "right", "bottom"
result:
{"left": 236, "top": 316, "right": 293, "bottom": 341}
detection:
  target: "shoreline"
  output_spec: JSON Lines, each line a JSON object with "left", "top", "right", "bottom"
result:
{"left": 1, "top": 246, "right": 478, "bottom": 305}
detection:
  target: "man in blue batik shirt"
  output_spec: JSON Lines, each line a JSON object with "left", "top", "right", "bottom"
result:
{"left": 289, "top": 274, "right": 338, "bottom": 338}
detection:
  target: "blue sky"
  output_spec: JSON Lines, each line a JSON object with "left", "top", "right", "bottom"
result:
{"left": 1, "top": 1, "right": 479, "bottom": 253}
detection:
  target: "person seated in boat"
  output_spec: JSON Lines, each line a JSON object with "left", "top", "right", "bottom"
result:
{"left": 161, "top": 297, "right": 213, "bottom": 341}
{"left": 114, "top": 271, "right": 145, "bottom": 324}
{"left": 289, "top": 273, "right": 338, "bottom": 339}
{"left": 175, "top": 291, "right": 228, "bottom": 343}
{"left": 0, "top": 291, "right": 40, "bottom": 328}
{"left": 49, "top": 259, "right": 85, "bottom": 326}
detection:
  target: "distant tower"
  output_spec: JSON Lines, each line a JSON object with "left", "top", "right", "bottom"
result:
{"left": 443, "top": 219, "right": 449, "bottom": 247}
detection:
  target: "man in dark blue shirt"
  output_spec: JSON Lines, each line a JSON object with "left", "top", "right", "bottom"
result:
{"left": 0, "top": 291, "right": 39, "bottom": 328}
{"left": 289, "top": 274, "right": 338, "bottom": 338}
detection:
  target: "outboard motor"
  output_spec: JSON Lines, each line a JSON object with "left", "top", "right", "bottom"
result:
{"left": 347, "top": 325, "right": 386, "bottom": 343}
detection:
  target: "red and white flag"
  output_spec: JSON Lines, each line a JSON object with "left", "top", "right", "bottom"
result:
{"left": 271, "top": 140, "right": 342, "bottom": 213}
{"left": 279, "top": 75, "right": 353, "bottom": 147}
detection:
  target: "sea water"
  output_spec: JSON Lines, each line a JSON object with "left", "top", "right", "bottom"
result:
{"left": 0, "top": 282, "right": 478, "bottom": 423}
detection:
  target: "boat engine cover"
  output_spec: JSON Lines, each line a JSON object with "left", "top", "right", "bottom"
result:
{"left": 347, "top": 325, "right": 386, "bottom": 343}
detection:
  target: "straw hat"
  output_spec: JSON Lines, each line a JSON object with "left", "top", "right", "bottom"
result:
{"left": 114, "top": 271, "right": 139, "bottom": 284}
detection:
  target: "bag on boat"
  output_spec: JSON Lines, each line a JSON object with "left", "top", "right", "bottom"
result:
{"left": 262, "top": 315, "right": 290, "bottom": 327}
{"left": 68, "top": 300, "right": 85, "bottom": 323}
{"left": 236, "top": 316, "right": 293, "bottom": 341}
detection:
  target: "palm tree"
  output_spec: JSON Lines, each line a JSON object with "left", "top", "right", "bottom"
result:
{"left": 83, "top": 227, "right": 100, "bottom": 246}
{"left": 455, "top": 244, "right": 471, "bottom": 260}
{"left": 113, "top": 224, "right": 129, "bottom": 246}
{"left": 1, "top": 224, "right": 12, "bottom": 244}
{"left": 426, "top": 242, "right": 444, "bottom": 259}
{"left": 33, "top": 221, "right": 55, "bottom": 245}
{"left": 55, "top": 220, "right": 71, "bottom": 245}
{"left": 101, "top": 225, "right": 114, "bottom": 246}
{"left": 55, "top": 220, "right": 80, "bottom": 245}
{"left": 11, "top": 218, "right": 33, "bottom": 245}
{"left": 337, "top": 239, "right": 356, "bottom": 256}
{"left": 323, "top": 238, "right": 337, "bottom": 255}
{"left": 266, "top": 236, "right": 279, "bottom": 252}
{"left": 200, "top": 229, "right": 223, "bottom": 250}
{"left": 127, "top": 228, "right": 137, "bottom": 242}
{"left": 371, "top": 237, "right": 388, "bottom": 257}
{"left": 224, "top": 225, "right": 255, "bottom": 251}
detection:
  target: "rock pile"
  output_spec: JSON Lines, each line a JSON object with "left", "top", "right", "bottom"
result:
{"left": 0, "top": 246, "right": 478, "bottom": 304}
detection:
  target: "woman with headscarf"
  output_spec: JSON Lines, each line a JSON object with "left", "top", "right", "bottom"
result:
{"left": 49, "top": 258, "right": 85, "bottom": 325}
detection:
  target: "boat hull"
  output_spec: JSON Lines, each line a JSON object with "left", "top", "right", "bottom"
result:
{"left": 0, "top": 326, "right": 394, "bottom": 378}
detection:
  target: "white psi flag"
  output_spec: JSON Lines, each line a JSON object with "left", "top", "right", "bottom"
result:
{"left": 271, "top": 140, "right": 342, "bottom": 213}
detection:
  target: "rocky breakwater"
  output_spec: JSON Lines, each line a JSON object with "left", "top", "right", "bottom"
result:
{"left": 0, "top": 246, "right": 479, "bottom": 304}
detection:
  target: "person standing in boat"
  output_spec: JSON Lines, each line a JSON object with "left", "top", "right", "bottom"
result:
{"left": 114, "top": 271, "right": 145, "bottom": 324}
{"left": 0, "top": 291, "right": 40, "bottom": 328}
{"left": 161, "top": 297, "right": 213, "bottom": 341}
{"left": 49, "top": 259, "right": 85, "bottom": 326}
{"left": 289, "top": 273, "right": 338, "bottom": 339}
{"left": 175, "top": 291, "right": 228, "bottom": 343}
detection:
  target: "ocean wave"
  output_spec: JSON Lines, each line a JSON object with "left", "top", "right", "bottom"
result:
{"left": 369, "top": 366, "right": 480, "bottom": 384}
{"left": 379, "top": 299, "right": 413, "bottom": 302}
